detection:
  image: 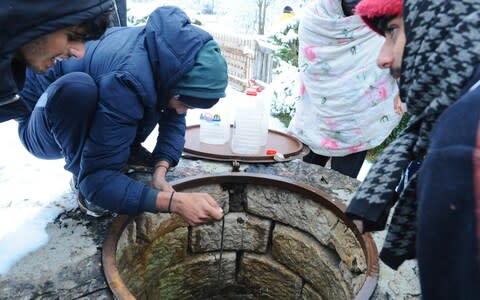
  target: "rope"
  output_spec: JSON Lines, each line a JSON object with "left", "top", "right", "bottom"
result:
{"left": 216, "top": 216, "right": 225, "bottom": 296}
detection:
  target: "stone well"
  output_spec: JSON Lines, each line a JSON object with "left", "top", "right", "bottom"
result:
{"left": 103, "top": 173, "right": 379, "bottom": 299}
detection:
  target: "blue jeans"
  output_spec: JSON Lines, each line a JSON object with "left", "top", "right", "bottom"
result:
{"left": 18, "top": 72, "right": 98, "bottom": 177}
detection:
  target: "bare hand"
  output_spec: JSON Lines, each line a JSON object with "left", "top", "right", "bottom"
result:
{"left": 151, "top": 172, "right": 174, "bottom": 192}
{"left": 170, "top": 192, "right": 224, "bottom": 226}
{"left": 353, "top": 219, "right": 364, "bottom": 234}
{"left": 151, "top": 163, "right": 174, "bottom": 192}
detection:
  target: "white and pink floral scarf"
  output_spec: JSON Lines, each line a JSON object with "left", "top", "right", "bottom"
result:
{"left": 288, "top": 0, "right": 400, "bottom": 157}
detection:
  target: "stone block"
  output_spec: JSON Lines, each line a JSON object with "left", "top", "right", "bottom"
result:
{"left": 190, "top": 212, "right": 271, "bottom": 253}
{"left": 116, "top": 220, "right": 137, "bottom": 270}
{"left": 144, "top": 227, "right": 189, "bottom": 279}
{"left": 121, "top": 227, "right": 189, "bottom": 297}
{"left": 135, "top": 212, "right": 187, "bottom": 243}
{"left": 238, "top": 253, "right": 303, "bottom": 300}
{"left": 147, "top": 252, "right": 237, "bottom": 300}
{"left": 302, "top": 283, "right": 324, "bottom": 300}
{"left": 180, "top": 184, "right": 230, "bottom": 213}
{"left": 330, "top": 221, "right": 366, "bottom": 272}
{"left": 272, "top": 224, "right": 352, "bottom": 300}
{"left": 339, "top": 261, "right": 366, "bottom": 296}
{"left": 245, "top": 185, "right": 338, "bottom": 246}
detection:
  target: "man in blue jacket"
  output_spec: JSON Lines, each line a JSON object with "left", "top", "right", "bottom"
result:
{"left": 18, "top": 6, "right": 228, "bottom": 226}
{"left": 0, "top": 0, "right": 112, "bottom": 123}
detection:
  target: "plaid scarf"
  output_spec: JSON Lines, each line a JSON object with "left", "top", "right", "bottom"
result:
{"left": 346, "top": 0, "right": 480, "bottom": 269}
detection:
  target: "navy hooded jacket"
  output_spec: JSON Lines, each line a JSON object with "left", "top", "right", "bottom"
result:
{"left": 0, "top": 0, "right": 112, "bottom": 122}
{"left": 19, "top": 6, "right": 214, "bottom": 215}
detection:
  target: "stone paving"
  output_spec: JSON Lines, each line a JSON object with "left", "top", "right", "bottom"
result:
{"left": 0, "top": 158, "right": 421, "bottom": 299}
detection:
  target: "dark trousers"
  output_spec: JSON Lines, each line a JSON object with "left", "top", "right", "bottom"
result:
{"left": 302, "top": 149, "right": 367, "bottom": 178}
{"left": 18, "top": 72, "right": 98, "bottom": 176}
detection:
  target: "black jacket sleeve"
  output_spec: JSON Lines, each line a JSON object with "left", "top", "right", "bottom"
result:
{"left": 0, "top": 96, "right": 29, "bottom": 123}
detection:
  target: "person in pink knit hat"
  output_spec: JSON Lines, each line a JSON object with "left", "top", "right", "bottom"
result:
{"left": 346, "top": 0, "right": 480, "bottom": 299}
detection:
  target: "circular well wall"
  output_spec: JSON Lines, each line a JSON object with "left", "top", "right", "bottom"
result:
{"left": 103, "top": 173, "right": 378, "bottom": 299}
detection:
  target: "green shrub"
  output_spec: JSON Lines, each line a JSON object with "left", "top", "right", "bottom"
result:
{"left": 192, "top": 18, "right": 202, "bottom": 26}
{"left": 127, "top": 14, "right": 148, "bottom": 26}
{"left": 269, "top": 21, "right": 299, "bottom": 67}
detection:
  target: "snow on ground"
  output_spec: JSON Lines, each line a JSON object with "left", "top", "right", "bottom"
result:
{"left": 0, "top": 121, "right": 74, "bottom": 275}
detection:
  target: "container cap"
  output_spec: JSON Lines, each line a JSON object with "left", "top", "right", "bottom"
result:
{"left": 246, "top": 88, "right": 258, "bottom": 96}
{"left": 253, "top": 85, "right": 262, "bottom": 92}
{"left": 266, "top": 149, "right": 277, "bottom": 155}
{"left": 248, "top": 79, "right": 262, "bottom": 92}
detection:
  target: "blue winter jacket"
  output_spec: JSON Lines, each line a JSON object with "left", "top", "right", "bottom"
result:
{"left": 19, "top": 6, "right": 213, "bottom": 215}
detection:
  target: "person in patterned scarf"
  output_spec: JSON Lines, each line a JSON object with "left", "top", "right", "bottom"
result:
{"left": 345, "top": 0, "right": 480, "bottom": 298}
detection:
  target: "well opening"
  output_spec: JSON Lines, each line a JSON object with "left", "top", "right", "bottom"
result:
{"left": 103, "top": 173, "right": 378, "bottom": 299}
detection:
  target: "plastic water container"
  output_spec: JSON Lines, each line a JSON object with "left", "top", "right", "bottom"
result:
{"left": 199, "top": 102, "right": 230, "bottom": 145}
{"left": 257, "top": 85, "right": 271, "bottom": 146}
{"left": 247, "top": 82, "right": 270, "bottom": 146}
{"left": 230, "top": 87, "right": 268, "bottom": 154}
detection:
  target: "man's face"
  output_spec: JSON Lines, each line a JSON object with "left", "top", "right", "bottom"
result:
{"left": 377, "top": 16, "right": 406, "bottom": 79}
{"left": 18, "top": 27, "right": 86, "bottom": 73}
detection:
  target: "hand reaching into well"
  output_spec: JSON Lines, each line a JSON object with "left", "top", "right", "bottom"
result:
{"left": 156, "top": 191, "right": 224, "bottom": 226}
{"left": 171, "top": 192, "right": 224, "bottom": 226}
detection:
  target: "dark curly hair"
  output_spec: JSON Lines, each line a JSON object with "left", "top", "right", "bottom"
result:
{"left": 341, "top": 0, "right": 361, "bottom": 16}
{"left": 68, "top": 10, "right": 113, "bottom": 42}
{"left": 370, "top": 15, "right": 397, "bottom": 35}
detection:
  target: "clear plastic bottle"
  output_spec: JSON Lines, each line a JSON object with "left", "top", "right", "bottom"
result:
{"left": 247, "top": 81, "right": 270, "bottom": 146}
{"left": 256, "top": 85, "right": 271, "bottom": 146}
{"left": 230, "top": 87, "right": 267, "bottom": 154}
{"left": 199, "top": 101, "right": 230, "bottom": 145}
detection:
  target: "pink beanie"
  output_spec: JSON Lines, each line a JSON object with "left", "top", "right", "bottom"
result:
{"left": 354, "top": 0, "right": 403, "bottom": 35}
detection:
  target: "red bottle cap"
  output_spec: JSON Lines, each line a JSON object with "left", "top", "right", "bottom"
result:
{"left": 266, "top": 149, "right": 277, "bottom": 155}
{"left": 246, "top": 88, "right": 258, "bottom": 96}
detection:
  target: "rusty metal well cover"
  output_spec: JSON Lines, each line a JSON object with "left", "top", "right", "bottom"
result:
{"left": 183, "top": 125, "right": 308, "bottom": 163}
